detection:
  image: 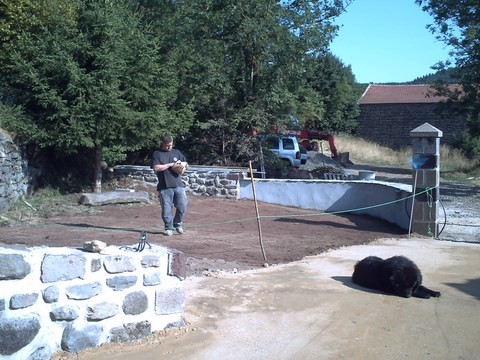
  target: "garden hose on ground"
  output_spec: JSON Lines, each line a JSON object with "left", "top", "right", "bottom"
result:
{"left": 120, "top": 231, "right": 151, "bottom": 252}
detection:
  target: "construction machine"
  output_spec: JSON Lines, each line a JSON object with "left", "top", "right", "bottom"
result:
{"left": 274, "top": 128, "right": 352, "bottom": 167}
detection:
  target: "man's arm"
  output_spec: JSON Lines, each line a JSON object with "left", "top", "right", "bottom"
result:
{"left": 153, "top": 162, "right": 176, "bottom": 172}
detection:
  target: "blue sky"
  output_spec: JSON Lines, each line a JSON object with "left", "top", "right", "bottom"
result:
{"left": 329, "top": 0, "right": 451, "bottom": 84}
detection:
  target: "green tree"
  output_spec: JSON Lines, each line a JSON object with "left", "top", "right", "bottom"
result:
{"left": 1, "top": 0, "right": 193, "bottom": 191}
{"left": 301, "top": 53, "right": 359, "bottom": 133}
{"left": 416, "top": 0, "right": 480, "bottom": 157}
{"left": 1, "top": 0, "right": 356, "bottom": 179}
{"left": 140, "top": 0, "right": 353, "bottom": 165}
{"left": 0, "top": 0, "right": 76, "bottom": 69}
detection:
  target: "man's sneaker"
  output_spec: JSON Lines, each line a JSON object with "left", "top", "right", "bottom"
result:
{"left": 175, "top": 227, "right": 184, "bottom": 234}
{"left": 164, "top": 230, "right": 173, "bottom": 236}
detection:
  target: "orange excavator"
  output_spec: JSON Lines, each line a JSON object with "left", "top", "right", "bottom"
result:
{"left": 275, "top": 129, "right": 337, "bottom": 156}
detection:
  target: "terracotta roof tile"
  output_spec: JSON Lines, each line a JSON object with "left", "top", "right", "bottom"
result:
{"left": 358, "top": 84, "right": 459, "bottom": 104}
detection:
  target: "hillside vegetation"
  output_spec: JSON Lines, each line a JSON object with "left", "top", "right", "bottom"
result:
{"left": 336, "top": 135, "right": 480, "bottom": 186}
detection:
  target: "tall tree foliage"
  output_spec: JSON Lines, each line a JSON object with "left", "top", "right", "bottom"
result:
{"left": 138, "top": 0, "right": 356, "bottom": 165}
{"left": 416, "top": 0, "right": 480, "bottom": 157}
{"left": 0, "top": 0, "right": 74, "bottom": 55}
{"left": 302, "top": 53, "right": 359, "bottom": 133}
{"left": 1, "top": 0, "right": 358, "bottom": 189}
{"left": 0, "top": 0, "right": 192, "bottom": 191}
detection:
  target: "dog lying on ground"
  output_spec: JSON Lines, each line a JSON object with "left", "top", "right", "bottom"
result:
{"left": 352, "top": 255, "right": 441, "bottom": 299}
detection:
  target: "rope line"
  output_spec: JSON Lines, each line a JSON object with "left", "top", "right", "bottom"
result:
{"left": 186, "top": 217, "right": 259, "bottom": 229}
{"left": 426, "top": 187, "right": 434, "bottom": 207}
{"left": 259, "top": 186, "right": 435, "bottom": 219}
{"left": 20, "top": 186, "right": 441, "bottom": 234}
{"left": 426, "top": 187, "right": 434, "bottom": 237}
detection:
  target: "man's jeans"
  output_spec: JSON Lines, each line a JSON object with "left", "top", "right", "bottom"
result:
{"left": 158, "top": 187, "right": 188, "bottom": 230}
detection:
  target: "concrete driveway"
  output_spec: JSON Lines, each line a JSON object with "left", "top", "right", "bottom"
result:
{"left": 76, "top": 237, "right": 480, "bottom": 360}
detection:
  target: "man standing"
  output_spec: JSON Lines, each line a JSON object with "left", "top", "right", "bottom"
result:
{"left": 152, "top": 134, "right": 188, "bottom": 236}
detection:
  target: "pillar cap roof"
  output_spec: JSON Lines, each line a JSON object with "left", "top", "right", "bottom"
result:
{"left": 410, "top": 122, "right": 443, "bottom": 138}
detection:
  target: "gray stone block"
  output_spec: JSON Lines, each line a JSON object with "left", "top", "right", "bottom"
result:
{"left": 123, "top": 291, "right": 148, "bottom": 315}
{"left": 141, "top": 255, "right": 162, "bottom": 268}
{"left": 0, "top": 254, "right": 31, "bottom": 280}
{"left": 50, "top": 306, "right": 79, "bottom": 321}
{"left": 109, "top": 321, "right": 151, "bottom": 343}
{"left": 0, "top": 198, "right": 9, "bottom": 212}
{"left": 87, "top": 301, "right": 119, "bottom": 321}
{"left": 61, "top": 323, "right": 102, "bottom": 353}
{"left": 0, "top": 131, "right": 29, "bottom": 211}
{"left": 78, "top": 191, "right": 150, "bottom": 206}
{"left": 155, "top": 287, "right": 185, "bottom": 315}
{"left": 42, "top": 285, "right": 60, "bottom": 303}
{"left": 143, "top": 272, "right": 162, "bottom": 286}
{"left": 103, "top": 255, "right": 136, "bottom": 274}
{"left": 106, "top": 275, "right": 138, "bottom": 291}
{"left": 91, "top": 258, "right": 102, "bottom": 272}
{"left": 10, "top": 293, "right": 39, "bottom": 309}
{"left": 165, "top": 318, "right": 186, "bottom": 329}
{"left": 41, "top": 254, "right": 86, "bottom": 283}
{"left": 0, "top": 315, "right": 40, "bottom": 355}
{"left": 66, "top": 282, "right": 102, "bottom": 300}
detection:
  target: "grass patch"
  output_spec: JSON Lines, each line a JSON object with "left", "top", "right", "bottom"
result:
{"left": 0, "top": 188, "right": 98, "bottom": 226}
{"left": 441, "top": 167, "right": 480, "bottom": 187}
{"left": 335, "top": 135, "right": 411, "bottom": 167}
{"left": 335, "top": 134, "right": 480, "bottom": 185}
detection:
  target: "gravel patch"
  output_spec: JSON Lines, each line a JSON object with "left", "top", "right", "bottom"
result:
{"left": 437, "top": 181, "right": 480, "bottom": 243}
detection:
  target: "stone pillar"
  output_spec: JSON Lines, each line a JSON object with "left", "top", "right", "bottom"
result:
{"left": 410, "top": 123, "right": 442, "bottom": 237}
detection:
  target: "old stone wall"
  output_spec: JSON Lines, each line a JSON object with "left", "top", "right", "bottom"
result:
{"left": 0, "top": 129, "right": 28, "bottom": 211}
{"left": 0, "top": 244, "right": 186, "bottom": 359}
{"left": 356, "top": 103, "right": 466, "bottom": 149}
{"left": 113, "top": 165, "right": 247, "bottom": 198}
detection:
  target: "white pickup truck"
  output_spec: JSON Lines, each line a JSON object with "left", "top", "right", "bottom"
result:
{"left": 261, "top": 134, "right": 307, "bottom": 167}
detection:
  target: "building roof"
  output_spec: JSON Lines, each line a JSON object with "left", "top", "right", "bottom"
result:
{"left": 358, "top": 84, "right": 458, "bottom": 104}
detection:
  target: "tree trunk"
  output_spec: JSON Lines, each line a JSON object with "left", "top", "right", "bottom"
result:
{"left": 93, "top": 144, "right": 103, "bottom": 193}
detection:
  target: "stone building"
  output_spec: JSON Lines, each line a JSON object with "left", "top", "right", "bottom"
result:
{"left": 355, "top": 84, "right": 466, "bottom": 149}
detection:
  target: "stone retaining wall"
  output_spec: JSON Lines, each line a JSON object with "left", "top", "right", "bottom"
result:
{"left": 0, "top": 244, "right": 186, "bottom": 359}
{"left": 0, "top": 129, "right": 28, "bottom": 211}
{"left": 113, "top": 165, "right": 247, "bottom": 198}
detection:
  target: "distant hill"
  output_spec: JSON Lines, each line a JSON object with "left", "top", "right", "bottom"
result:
{"left": 356, "top": 68, "right": 458, "bottom": 87}
{"left": 407, "top": 68, "right": 458, "bottom": 84}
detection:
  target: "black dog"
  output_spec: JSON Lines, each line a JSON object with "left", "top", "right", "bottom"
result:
{"left": 352, "top": 255, "right": 441, "bottom": 299}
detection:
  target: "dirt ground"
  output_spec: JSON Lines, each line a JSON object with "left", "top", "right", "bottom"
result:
{"left": 0, "top": 154, "right": 414, "bottom": 276}
{"left": 0, "top": 195, "right": 406, "bottom": 276}
{"left": 2, "top": 161, "right": 478, "bottom": 276}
